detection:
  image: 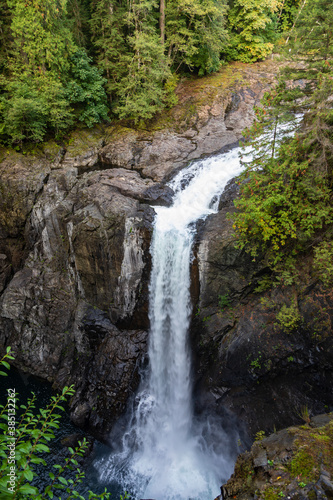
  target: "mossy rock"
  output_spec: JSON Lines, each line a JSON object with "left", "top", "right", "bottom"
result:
{"left": 222, "top": 414, "right": 333, "bottom": 500}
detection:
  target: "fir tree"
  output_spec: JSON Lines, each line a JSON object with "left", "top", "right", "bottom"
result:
{"left": 0, "top": 0, "right": 108, "bottom": 144}
{"left": 165, "top": 0, "right": 228, "bottom": 75}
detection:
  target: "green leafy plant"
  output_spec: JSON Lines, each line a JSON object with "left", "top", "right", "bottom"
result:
{"left": 313, "top": 241, "right": 333, "bottom": 287}
{"left": 218, "top": 294, "right": 231, "bottom": 312}
{"left": 225, "top": 0, "right": 279, "bottom": 63}
{"left": 0, "top": 348, "right": 119, "bottom": 499}
{"left": 276, "top": 303, "right": 302, "bottom": 333}
{"left": 251, "top": 358, "right": 262, "bottom": 370}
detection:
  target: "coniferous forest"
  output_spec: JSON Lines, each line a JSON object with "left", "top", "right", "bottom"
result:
{"left": 0, "top": 0, "right": 302, "bottom": 144}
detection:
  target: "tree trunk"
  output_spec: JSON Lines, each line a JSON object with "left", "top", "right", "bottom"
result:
{"left": 285, "top": 0, "right": 307, "bottom": 44}
{"left": 160, "top": 0, "right": 165, "bottom": 44}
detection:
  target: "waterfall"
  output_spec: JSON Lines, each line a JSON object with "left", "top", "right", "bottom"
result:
{"left": 96, "top": 145, "right": 247, "bottom": 500}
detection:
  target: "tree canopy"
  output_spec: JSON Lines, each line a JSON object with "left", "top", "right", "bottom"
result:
{"left": 0, "top": 0, "right": 322, "bottom": 144}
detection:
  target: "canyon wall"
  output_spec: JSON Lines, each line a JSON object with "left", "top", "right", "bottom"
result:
{"left": 1, "top": 60, "right": 332, "bottom": 442}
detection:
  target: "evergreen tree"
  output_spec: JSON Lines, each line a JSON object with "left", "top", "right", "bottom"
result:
{"left": 7, "top": 0, "right": 76, "bottom": 79}
{"left": 0, "top": 0, "right": 108, "bottom": 144}
{"left": 165, "top": 0, "right": 228, "bottom": 75}
{"left": 114, "top": 0, "right": 171, "bottom": 121}
{"left": 68, "top": 0, "right": 91, "bottom": 48}
{"left": 91, "top": 0, "right": 171, "bottom": 121}
{"left": 90, "top": 0, "right": 129, "bottom": 103}
{"left": 64, "top": 49, "right": 108, "bottom": 127}
{"left": 289, "top": 0, "right": 333, "bottom": 67}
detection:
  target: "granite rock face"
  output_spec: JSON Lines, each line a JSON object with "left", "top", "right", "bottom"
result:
{"left": 0, "top": 156, "right": 155, "bottom": 439}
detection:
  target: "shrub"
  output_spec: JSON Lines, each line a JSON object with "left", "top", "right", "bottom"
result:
{"left": 0, "top": 348, "right": 118, "bottom": 499}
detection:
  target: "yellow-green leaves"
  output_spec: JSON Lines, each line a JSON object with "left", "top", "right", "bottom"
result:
{"left": 225, "top": 0, "right": 279, "bottom": 62}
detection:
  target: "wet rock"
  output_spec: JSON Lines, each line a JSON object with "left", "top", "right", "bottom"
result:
{"left": 0, "top": 254, "right": 11, "bottom": 294}
{"left": 320, "top": 476, "right": 333, "bottom": 497}
{"left": 61, "top": 433, "right": 85, "bottom": 449}
{"left": 99, "top": 63, "right": 278, "bottom": 182}
{"left": 99, "top": 130, "right": 196, "bottom": 182}
{"left": 0, "top": 159, "right": 152, "bottom": 439}
{"left": 218, "top": 177, "right": 240, "bottom": 210}
{"left": 252, "top": 447, "right": 267, "bottom": 468}
{"left": 69, "top": 307, "right": 148, "bottom": 441}
{"left": 87, "top": 168, "right": 174, "bottom": 206}
{"left": 192, "top": 176, "right": 333, "bottom": 437}
{"left": 0, "top": 155, "right": 51, "bottom": 271}
{"left": 142, "top": 183, "right": 174, "bottom": 206}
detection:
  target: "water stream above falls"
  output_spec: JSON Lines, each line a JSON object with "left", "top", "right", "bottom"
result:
{"left": 95, "top": 145, "right": 248, "bottom": 500}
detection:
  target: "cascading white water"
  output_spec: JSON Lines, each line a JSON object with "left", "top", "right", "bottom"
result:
{"left": 95, "top": 116, "right": 303, "bottom": 500}
{"left": 96, "top": 145, "right": 247, "bottom": 500}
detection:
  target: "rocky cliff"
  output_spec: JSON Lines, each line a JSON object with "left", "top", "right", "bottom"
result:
{"left": 1, "top": 59, "right": 332, "bottom": 445}
{"left": 192, "top": 178, "right": 333, "bottom": 438}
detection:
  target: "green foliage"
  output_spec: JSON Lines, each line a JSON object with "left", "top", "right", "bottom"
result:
{"left": 91, "top": 0, "right": 172, "bottom": 121}
{"left": 165, "top": 0, "right": 228, "bottom": 74}
{"left": 0, "top": 76, "right": 73, "bottom": 143}
{"left": 7, "top": 0, "right": 76, "bottom": 79}
{"left": 0, "top": 0, "right": 12, "bottom": 72}
{"left": 218, "top": 293, "right": 231, "bottom": 311}
{"left": 251, "top": 357, "right": 262, "bottom": 370}
{"left": 90, "top": 0, "right": 129, "bottom": 99}
{"left": 164, "top": 74, "right": 179, "bottom": 108}
{"left": 0, "top": 0, "right": 108, "bottom": 144}
{"left": 233, "top": 133, "right": 332, "bottom": 260}
{"left": 0, "top": 346, "right": 14, "bottom": 377}
{"left": 275, "top": 303, "right": 302, "bottom": 332}
{"left": 64, "top": 49, "right": 108, "bottom": 127}
{"left": 0, "top": 348, "right": 115, "bottom": 499}
{"left": 276, "top": 0, "right": 301, "bottom": 32}
{"left": 0, "top": 0, "right": 326, "bottom": 138}
{"left": 113, "top": 29, "right": 172, "bottom": 122}
{"left": 254, "top": 430, "right": 266, "bottom": 441}
{"left": 313, "top": 241, "right": 333, "bottom": 287}
{"left": 298, "top": 405, "right": 311, "bottom": 424}
{"left": 225, "top": 0, "right": 279, "bottom": 62}
{"left": 231, "top": 67, "right": 333, "bottom": 286}
{"left": 287, "top": 0, "right": 333, "bottom": 67}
